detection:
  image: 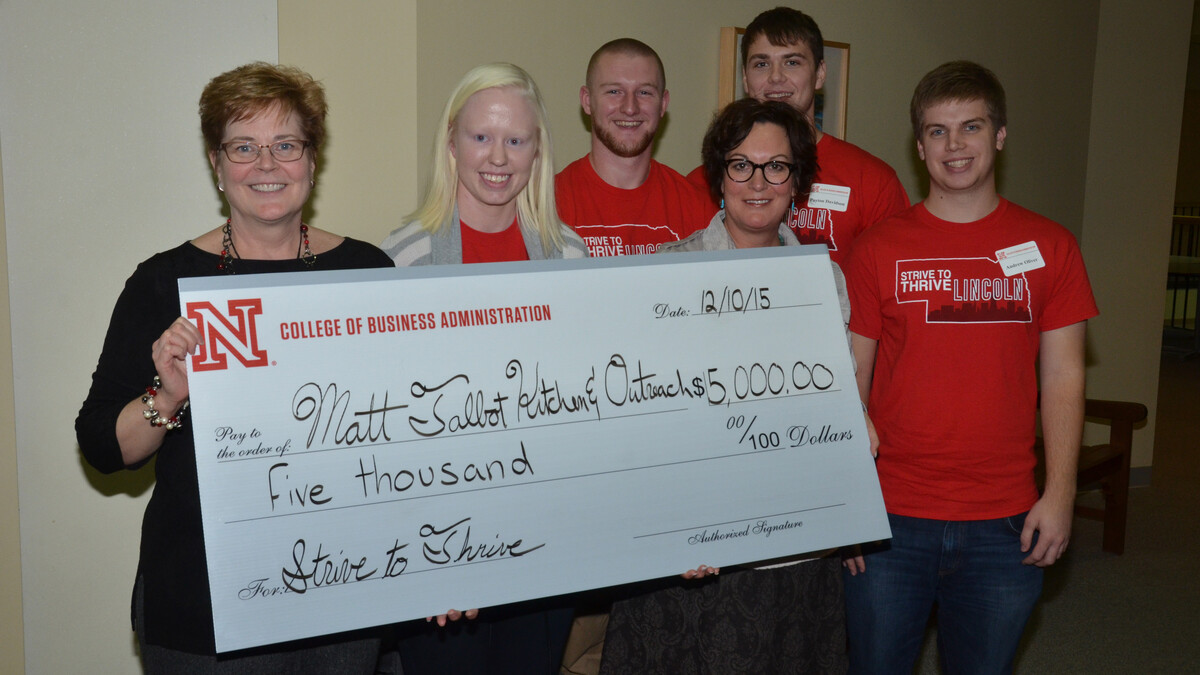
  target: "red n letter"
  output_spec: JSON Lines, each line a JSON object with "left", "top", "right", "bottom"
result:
{"left": 186, "top": 299, "right": 269, "bottom": 371}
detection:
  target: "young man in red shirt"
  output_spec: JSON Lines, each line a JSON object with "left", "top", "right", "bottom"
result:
{"left": 842, "top": 61, "right": 1096, "bottom": 674}
{"left": 689, "top": 7, "right": 909, "bottom": 265}
{"left": 556, "top": 38, "right": 713, "bottom": 256}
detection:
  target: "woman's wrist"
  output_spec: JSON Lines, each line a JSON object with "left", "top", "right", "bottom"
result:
{"left": 141, "top": 376, "right": 190, "bottom": 430}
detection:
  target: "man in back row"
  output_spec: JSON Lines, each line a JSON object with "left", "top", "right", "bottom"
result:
{"left": 690, "top": 6, "right": 909, "bottom": 265}
{"left": 556, "top": 38, "right": 714, "bottom": 256}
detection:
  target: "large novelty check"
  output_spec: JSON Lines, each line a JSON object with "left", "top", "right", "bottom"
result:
{"left": 180, "top": 246, "right": 889, "bottom": 652}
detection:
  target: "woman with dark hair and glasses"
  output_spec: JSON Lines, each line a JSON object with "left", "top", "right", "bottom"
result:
{"left": 599, "top": 98, "right": 854, "bottom": 675}
{"left": 75, "top": 62, "right": 392, "bottom": 672}
{"left": 668, "top": 98, "right": 820, "bottom": 252}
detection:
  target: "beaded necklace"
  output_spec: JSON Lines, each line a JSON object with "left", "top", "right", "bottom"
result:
{"left": 218, "top": 218, "right": 316, "bottom": 273}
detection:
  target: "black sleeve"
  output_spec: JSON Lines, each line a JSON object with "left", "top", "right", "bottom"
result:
{"left": 75, "top": 239, "right": 391, "bottom": 473}
{"left": 75, "top": 255, "right": 181, "bottom": 474}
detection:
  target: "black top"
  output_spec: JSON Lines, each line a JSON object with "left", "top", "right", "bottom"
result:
{"left": 75, "top": 238, "right": 394, "bottom": 654}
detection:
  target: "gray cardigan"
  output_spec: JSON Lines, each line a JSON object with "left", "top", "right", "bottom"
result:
{"left": 382, "top": 207, "right": 588, "bottom": 266}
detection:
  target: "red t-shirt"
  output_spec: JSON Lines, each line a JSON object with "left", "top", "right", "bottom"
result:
{"left": 844, "top": 199, "right": 1098, "bottom": 520}
{"left": 556, "top": 156, "right": 713, "bottom": 256}
{"left": 460, "top": 218, "right": 529, "bottom": 264}
{"left": 686, "top": 134, "right": 908, "bottom": 266}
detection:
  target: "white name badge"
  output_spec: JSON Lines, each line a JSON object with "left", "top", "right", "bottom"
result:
{"left": 806, "top": 183, "right": 851, "bottom": 212}
{"left": 180, "top": 248, "right": 889, "bottom": 652}
{"left": 995, "top": 241, "right": 1046, "bottom": 276}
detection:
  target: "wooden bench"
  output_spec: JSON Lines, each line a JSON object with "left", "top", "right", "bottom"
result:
{"left": 1037, "top": 398, "right": 1148, "bottom": 554}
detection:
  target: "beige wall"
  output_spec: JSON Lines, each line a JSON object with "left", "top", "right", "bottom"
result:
{"left": 1, "top": 3, "right": 277, "bottom": 672}
{"left": 1080, "top": 0, "right": 1192, "bottom": 466}
{"left": 279, "top": 0, "right": 419, "bottom": 241}
{"left": 1175, "top": 89, "right": 1200, "bottom": 205}
{"left": 1175, "top": 13, "right": 1200, "bottom": 205}
{"left": 0, "top": 0, "right": 1188, "bottom": 671}
{"left": 0, "top": 137, "right": 25, "bottom": 675}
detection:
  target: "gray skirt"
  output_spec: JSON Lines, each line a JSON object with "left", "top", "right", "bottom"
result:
{"left": 599, "top": 557, "right": 847, "bottom": 675}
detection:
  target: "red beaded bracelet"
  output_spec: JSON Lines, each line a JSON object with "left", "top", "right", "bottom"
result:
{"left": 142, "top": 376, "right": 190, "bottom": 430}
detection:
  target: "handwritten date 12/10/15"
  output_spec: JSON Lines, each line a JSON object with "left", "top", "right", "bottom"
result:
{"left": 702, "top": 286, "right": 769, "bottom": 315}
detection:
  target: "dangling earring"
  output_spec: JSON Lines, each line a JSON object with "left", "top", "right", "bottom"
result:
{"left": 720, "top": 198, "right": 725, "bottom": 210}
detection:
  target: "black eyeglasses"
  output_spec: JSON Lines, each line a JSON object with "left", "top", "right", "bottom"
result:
{"left": 724, "top": 158, "right": 795, "bottom": 185}
{"left": 219, "top": 139, "right": 311, "bottom": 163}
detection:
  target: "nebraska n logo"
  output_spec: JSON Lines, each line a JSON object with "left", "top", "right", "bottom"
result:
{"left": 186, "top": 299, "right": 269, "bottom": 371}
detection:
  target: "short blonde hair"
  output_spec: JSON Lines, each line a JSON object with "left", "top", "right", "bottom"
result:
{"left": 407, "top": 63, "right": 564, "bottom": 253}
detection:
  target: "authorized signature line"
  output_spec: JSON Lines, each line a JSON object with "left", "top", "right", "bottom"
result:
{"left": 633, "top": 504, "right": 846, "bottom": 539}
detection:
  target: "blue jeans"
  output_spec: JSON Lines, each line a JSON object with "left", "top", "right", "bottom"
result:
{"left": 843, "top": 512, "right": 1042, "bottom": 675}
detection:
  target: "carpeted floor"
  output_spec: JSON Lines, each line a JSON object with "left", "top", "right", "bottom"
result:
{"left": 916, "top": 339, "right": 1200, "bottom": 673}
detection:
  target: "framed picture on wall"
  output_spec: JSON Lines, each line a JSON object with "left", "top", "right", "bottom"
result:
{"left": 718, "top": 27, "right": 850, "bottom": 140}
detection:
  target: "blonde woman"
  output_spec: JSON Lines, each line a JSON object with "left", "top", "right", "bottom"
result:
{"left": 382, "top": 62, "right": 584, "bottom": 674}
{"left": 383, "top": 62, "right": 586, "bottom": 265}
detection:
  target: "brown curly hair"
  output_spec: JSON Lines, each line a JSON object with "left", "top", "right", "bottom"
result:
{"left": 701, "top": 98, "right": 818, "bottom": 205}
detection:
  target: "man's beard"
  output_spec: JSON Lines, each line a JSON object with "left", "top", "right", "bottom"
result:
{"left": 594, "top": 119, "right": 655, "bottom": 158}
